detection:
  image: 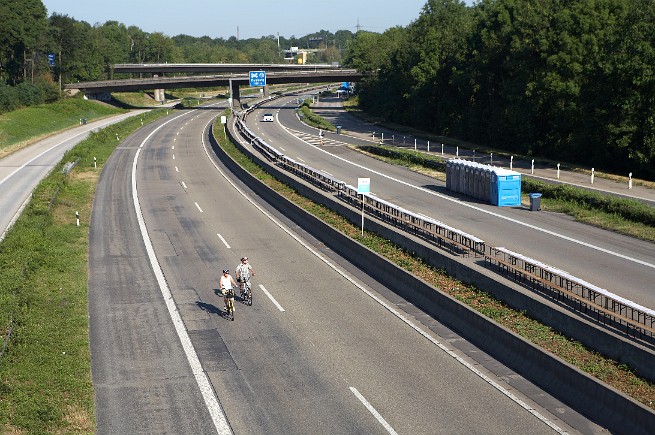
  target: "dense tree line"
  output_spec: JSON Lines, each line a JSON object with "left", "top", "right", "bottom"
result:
{"left": 0, "top": 0, "right": 354, "bottom": 111}
{"left": 3, "top": 0, "right": 653, "bottom": 178}
{"left": 346, "top": 0, "right": 655, "bottom": 179}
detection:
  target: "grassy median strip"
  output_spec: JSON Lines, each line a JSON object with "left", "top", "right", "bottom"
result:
{"left": 0, "top": 108, "right": 167, "bottom": 433}
{"left": 216, "top": 120, "right": 655, "bottom": 410}
{"left": 300, "top": 100, "right": 336, "bottom": 132}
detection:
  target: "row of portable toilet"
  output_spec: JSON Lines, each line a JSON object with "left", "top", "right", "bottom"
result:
{"left": 446, "top": 159, "right": 522, "bottom": 206}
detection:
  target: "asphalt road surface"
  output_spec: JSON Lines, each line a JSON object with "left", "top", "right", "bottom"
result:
{"left": 88, "top": 103, "right": 604, "bottom": 434}
{"left": 244, "top": 95, "right": 655, "bottom": 312}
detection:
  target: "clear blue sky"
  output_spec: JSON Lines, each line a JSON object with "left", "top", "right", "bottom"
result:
{"left": 42, "top": 0, "right": 475, "bottom": 40}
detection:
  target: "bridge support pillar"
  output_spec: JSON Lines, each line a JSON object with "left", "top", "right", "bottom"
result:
{"left": 230, "top": 79, "right": 241, "bottom": 110}
{"left": 263, "top": 85, "right": 270, "bottom": 97}
{"left": 154, "top": 89, "right": 165, "bottom": 102}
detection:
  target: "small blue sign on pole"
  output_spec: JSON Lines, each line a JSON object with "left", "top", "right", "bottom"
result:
{"left": 357, "top": 177, "right": 371, "bottom": 235}
{"left": 357, "top": 177, "right": 371, "bottom": 194}
{"left": 47, "top": 53, "right": 55, "bottom": 67}
{"left": 249, "top": 71, "right": 266, "bottom": 87}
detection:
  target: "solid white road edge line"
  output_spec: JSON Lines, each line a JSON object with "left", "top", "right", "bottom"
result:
{"left": 0, "top": 193, "right": 32, "bottom": 242}
{"left": 211, "top": 114, "right": 566, "bottom": 434}
{"left": 133, "top": 111, "right": 231, "bottom": 435}
{"left": 350, "top": 387, "right": 398, "bottom": 435}
{"left": 258, "top": 284, "right": 285, "bottom": 312}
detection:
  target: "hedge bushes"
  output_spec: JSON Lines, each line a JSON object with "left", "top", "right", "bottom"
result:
{"left": 300, "top": 100, "right": 336, "bottom": 131}
{"left": 0, "top": 81, "right": 60, "bottom": 114}
{"left": 359, "top": 144, "right": 447, "bottom": 171}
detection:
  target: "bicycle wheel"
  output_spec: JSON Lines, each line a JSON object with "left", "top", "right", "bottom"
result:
{"left": 229, "top": 298, "right": 235, "bottom": 321}
{"left": 247, "top": 283, "right": 252, "bottom": 306}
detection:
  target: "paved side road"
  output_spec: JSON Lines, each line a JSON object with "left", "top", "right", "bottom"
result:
{"left": 312, "top": 97, "right": 655, "bottom": 205}
{"left": 0, "top": 111, "right": 147, "bottom": 240}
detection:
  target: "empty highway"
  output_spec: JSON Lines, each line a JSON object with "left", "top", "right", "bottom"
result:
{"left": 87, "top": 104, "right": 600, "bottom": 433}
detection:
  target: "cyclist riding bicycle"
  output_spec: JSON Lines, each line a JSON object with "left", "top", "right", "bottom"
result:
{"left": 235, "top": 256, "right": 255, "bottom": 299}
{"left": 220, "top": 269, "right": 237, "bottom": 318}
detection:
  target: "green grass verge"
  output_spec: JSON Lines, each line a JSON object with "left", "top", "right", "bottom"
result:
{"left": 214, "top": 118, "right": 655, "bottom": 410}
{"left": 522, "top": 178, "right": 655, "bottom": 240}
{"left": 0, "top": 98, "right": 125, "bottom": 154}
{"left": 0, "top": 108, "right": 168, "bottom": 433}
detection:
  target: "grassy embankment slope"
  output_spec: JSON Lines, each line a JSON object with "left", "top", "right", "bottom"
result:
{"left": 0, "top": 98, "right": 125, "bottom": 159}
{"left": 0, "top": 99, "right": 167, "bottom": 433}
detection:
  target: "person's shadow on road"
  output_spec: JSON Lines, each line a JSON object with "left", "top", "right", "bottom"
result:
{"left": 196, "top": 289, "right": 228, "bottom": 319}
{"left": 196, "top": 300, "right": 222, "bottom": 316}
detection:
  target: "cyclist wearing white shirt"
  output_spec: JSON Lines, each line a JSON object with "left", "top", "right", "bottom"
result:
{"left": 220, "top": 269, "right": 237, "bottom": 317}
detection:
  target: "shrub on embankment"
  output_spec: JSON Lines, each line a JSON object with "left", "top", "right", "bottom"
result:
{"left": 299, "top": 100, "right": 335, "bottom": 132}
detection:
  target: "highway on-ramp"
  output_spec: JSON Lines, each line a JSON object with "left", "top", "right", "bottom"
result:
{"left": 88, "top": 104, "right": 602, "bottom": 433}
{"left": 244, "top": 96, "right": 655, "bottom": 312}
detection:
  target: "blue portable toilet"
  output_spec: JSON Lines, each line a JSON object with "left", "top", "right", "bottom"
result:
{"left": 490, "top": 168, "right": 522, "bottom": 206}
{"left": 446, "top": 159, "right": 521, "bottom": 206}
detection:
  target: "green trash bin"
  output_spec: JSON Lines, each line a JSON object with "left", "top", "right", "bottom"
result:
{"left": 529, "top": 193, "right": 542, "bottom": 211}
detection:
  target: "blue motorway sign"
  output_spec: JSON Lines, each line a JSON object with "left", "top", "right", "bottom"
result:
{"left": 249, "top": 70, "right": 266, "bottom": 87}
{"left": 47, "top": 53, "right": 56, "bottom": 67}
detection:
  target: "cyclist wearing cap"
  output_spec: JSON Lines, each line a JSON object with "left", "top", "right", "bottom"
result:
{"left": 220, "top": 269, "right": 237, "bottom": 314}
{"left": 235, "top": 256, "right": 255, "bottom": 297}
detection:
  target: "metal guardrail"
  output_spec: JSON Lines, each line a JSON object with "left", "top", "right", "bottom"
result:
{"left": 486, "top": 247, "right": 655, "bottom": 340}
{"left": 278, "top": 156, "right": 345, "bottom": 192}
{"left": 230, "top": 91, "right": 655, "bottom": 342}
{"left": 338, "top": 185, "right": 485, "bottom": 256}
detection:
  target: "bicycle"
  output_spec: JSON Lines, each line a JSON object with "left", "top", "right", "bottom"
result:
{"left": 223, "top": 288, "right": 235, "bottom": 321}
{"left": 239, "top": 278, "right": 252, "bottom": 306}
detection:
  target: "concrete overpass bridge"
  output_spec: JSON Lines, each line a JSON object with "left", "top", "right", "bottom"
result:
{"left": 112, "top": 63, "right": 345, "bottom": 74}
{"left": 64, "top": 64, "right": 366, "bottom": 106}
